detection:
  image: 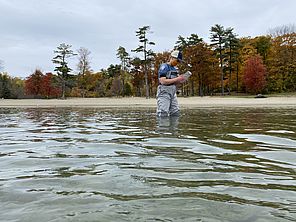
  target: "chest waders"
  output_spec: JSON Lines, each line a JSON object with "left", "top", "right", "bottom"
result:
{"left": 156, "top": 84, "right": 180, "bottom": 117}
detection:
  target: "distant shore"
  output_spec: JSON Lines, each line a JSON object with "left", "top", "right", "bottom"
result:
{"left": 1, "top": 96, "right": 296, "bottom": 108}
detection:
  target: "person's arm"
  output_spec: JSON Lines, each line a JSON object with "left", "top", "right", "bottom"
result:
{"left": 159, "top": 75, "right": 185, "bottom": 85}
{"left": 158, "top": 63, "right": 185, "bottom": 85}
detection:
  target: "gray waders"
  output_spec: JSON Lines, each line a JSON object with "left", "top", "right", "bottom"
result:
{"left": 156, "top": 84, "right": 180, "bottom": 117}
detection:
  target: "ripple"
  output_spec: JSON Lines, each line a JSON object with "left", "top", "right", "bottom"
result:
{"left": 0, "top": 107, "right": 295, "bottom": 222}
{"left": 230, "top": 133, "right": 296, "bottom": 149}
{"left": 267, "top": 130, "right": 295, "bottom": 134}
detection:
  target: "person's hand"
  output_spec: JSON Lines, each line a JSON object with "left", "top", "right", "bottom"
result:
{"left": 177, "top": 75, "right": 186, "bottom": 84}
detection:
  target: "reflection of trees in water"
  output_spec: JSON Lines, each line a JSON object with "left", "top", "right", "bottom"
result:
{"left": 178, "top": 109, "right": 271, "bottom": 139}
{"left": 15, "top": 108, "right": 295, "bottom": 139}
{"left": 241, "top": 109, "right": 266, "bottom": 130}
{"left": 242, "top": 108, "right": 296, "bottom": 134}
{"left": 24, "top": 108, "right": 76, "bottom": 125}
{"left": 22, "top": 108, "right": 159, "bottom": 138}
{"left": 22, "top": 108, "right": 108, "bottom": 132}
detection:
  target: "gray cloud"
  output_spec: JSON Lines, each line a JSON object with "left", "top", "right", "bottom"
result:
{"left": 0, "top": 0, "right": 295, "bottom": 77}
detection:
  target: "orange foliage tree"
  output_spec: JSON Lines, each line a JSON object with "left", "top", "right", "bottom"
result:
{"left": 41, "top": 73, "right": 61, "bottom": 98}
{"left": 183, "top": 43, "right": 220, "bottom": 96}
{"left": 243, "top": 55, "right": 267, "bottom": 94}
{"left": 25, "top": 69, "right": 43, "bottom": 97}
{"left": 25, "top": 70, "right": 60, "bottom": 98}
{"left": 267, "top": 33, "right": 296, "bottom": 92}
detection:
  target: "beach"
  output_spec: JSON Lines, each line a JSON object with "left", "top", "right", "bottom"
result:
{"left": 0, "top": 96, "right": 296, "bottom": 108}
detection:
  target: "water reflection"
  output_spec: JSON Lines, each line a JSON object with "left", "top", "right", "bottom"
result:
{"left": 156, "top": 115, "right": 179, "bottom": 133}
{"left": 0, "top": 107, "right": 295, "bottom": 222}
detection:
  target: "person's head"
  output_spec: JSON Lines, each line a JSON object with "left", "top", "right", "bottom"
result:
{"left": 169, "top": 50, "right": 183, "bottom": 66}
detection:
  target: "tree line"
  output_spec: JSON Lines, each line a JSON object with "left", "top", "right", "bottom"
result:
{"left": 0, "top": 24, "right": 295, "bottom": 99}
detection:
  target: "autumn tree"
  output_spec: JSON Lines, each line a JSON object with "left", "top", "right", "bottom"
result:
{"left": 268, "top": 33, "right": 296, "bottom": 92}
{"left": 185, "top": 43, "right": 220, "bottom": 96}
{"left": 132, "top": 25, "right": 155, "bottom": 98}
{"left": 243, "top": 55, "right": 267, "bottom": 94}
{"left": 25, "top": 69, "right": 44, "bottom": 97}
{"left": 267, "top": 25, "right": 295, "bottom": 93}
{"left": 175, "top": 34, "right": 212, "bottom": 96}
{"left": 77, "top": 47, "right": 91, "bottom": 98}
{"left": 41, "top": 73, "right": 61, "bottom": 98}
{"left": 252, "top": 36, "right": 272, "bottom": 63}
{"left": 52, "top": 43, "right": 77, "bottom": 99}
{"left": 69, "top": 71, "right": 105, "bottom": 97}
{"left": 101, "top": 64, "right": 122, "bottom": 97}
{"left": 92, "top": 71, "right": 108, "bottom": 97}
{"left": 234, "top": 37, "right": 257, "bottom": 92}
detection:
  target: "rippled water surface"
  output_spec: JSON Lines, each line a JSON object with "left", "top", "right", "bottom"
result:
{"left": 0, "top": 107, "right": 296, "bottom": 222}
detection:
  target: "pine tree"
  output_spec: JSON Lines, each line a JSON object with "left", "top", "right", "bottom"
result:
{"left": 132, "top": 26, "right": 155, "bottom": 99}
{"left": 52, "top": 43, "right": 77, "bottom": 99}
{"left": 117, "top": 46, "right": 130, "bottom": 96}
{"left": 210, "top": 24, "right": 227, "bottom": 95}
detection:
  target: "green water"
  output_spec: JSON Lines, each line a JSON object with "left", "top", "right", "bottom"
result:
{"left": 0, "top": 108, "right": 295, "bottom": 222}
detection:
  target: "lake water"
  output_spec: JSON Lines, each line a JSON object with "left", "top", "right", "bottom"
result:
{"left": 0, "top": 107, "right": 295, "bottom": 222}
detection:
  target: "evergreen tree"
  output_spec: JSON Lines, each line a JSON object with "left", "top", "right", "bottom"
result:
{"left": 210, "top": 24, "right": 227, "bottom": 95}
{"left": 132, "top": 26, "right": 155, "bottom": 98}
{"left": 117, "top": 46, "right": 130, "bottom": 96}
{"left": 52, "top": 43, "right": 77, "bottom": 99}
{"left": 175, "top": 34, "right": 203, "bottom": 50}
{"left": 175, "top": 35, "right": 189, "bottom": 50}
{"left": 224, "top": 28, "right": 240, "bottom": 94}
{"left": 0, "top": 73, "right": 11, "bottom": 98}
{"left": 174, "top": 34, "right": 204, "bottom": 96}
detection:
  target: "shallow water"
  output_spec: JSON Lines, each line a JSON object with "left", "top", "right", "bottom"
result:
{"left": 0, "top": 107, "right": 295, "bottom": 222}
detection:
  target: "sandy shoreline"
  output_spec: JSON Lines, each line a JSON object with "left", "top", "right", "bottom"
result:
{"left": 0, "top": 96, "right": 296, "bottom": 108}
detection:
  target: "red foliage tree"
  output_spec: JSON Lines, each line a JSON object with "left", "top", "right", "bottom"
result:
{"left": 243, "top": 55, "right": 267, "bottom": 94}
{"left": 41, "top": 73, "right": 61, "bottom": 98}
{"left": 25, "top": 70, "right": 61, "bottom": 98}
{"left": 25, "top": 69, "right": 44, "bottom": 97}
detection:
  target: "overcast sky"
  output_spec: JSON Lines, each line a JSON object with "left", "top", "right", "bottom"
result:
{"left": 0, "top": 0, "right": 295, "bottom": 78}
